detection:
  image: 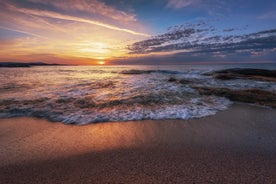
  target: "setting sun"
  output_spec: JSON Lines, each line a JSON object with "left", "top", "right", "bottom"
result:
{"left": 98, "top": 61, "right": 105, "bottom": 65}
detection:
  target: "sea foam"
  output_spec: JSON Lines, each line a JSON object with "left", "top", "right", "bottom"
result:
{"left": 0, "top": 65, "right": 274, "bottom": 124}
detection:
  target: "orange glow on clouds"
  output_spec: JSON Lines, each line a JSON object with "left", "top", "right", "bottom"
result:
{"left": 0, "top": 1, "right": 151, "bottom": 64}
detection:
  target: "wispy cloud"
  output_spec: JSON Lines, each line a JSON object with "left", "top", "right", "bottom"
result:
{"left": 223, "top": 25, "right": 248, "bottom": 32}
{"left": 128, "top": 23, "right": 276, "bottom": 58}
{"left": 0, "top": 26, "right": 47, "bottom": 39}
{"left": 0, "top": 0, "right": 151, "bottom": 63}
{"left": 4, "top": 3, "right": 149, "bottom": 37}
{"left": 259, "top": 11, "right": 276, "bottom": 19}
{"left": 12, "top": 0, "right": 137, "bottom": 23}
{"left": 166, "top": 0, "right": 200, "bottom": 9}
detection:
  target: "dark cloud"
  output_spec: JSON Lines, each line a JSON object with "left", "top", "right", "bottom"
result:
{"left": 127, "top": 23, "right": 276, "bottom": 62}
{"left": 128, "top": 22, "right": 216, "bottom": 54}
{"left": 223, "top": 25, "right": 248, "bottom": 32}
{"left": 223, "top": 28, "right": 235, "bottom": 32}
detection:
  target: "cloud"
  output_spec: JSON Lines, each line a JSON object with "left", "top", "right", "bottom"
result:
{"left": 259, "top": 11, "right": 276, "bottom": 19}
{"left": 0, "top": 26, "right": 46, "bottom": 39}
{"left": 166, "top": 0, "right": 200, "bottom": 9}
{"left": 6, "top": 4, "right": 149, "bottom": 37}
{"left": 0, "top": 0, "right": 151, "bottom": 63}
{"left": 1, "top": 0, "right": 149, "bottom": 37}
{"left": 10, "top": 0, "right": 137, "bottom": 23}
{"left": 8, "top": 5, "right": 149, "bottom": 37}
{"left": 127, "top": 23, "right": 276, "bottom": 58}
{"left": 223, "top": 26, "right": 248, "bottom": 32}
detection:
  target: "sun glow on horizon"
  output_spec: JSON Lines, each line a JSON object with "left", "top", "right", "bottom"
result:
{"left": 1, "top": 0, "right": 275, "bottom": 64}
{"left": 98, "top": 61, "right": 105, "bottom": 65}
{"left": 0, "top": 1, "right": 148, "bottom": 64}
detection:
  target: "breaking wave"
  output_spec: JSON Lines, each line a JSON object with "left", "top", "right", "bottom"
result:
{"left": 0, "top": 94, "right": 231, "bottom": 124}
{"left": 1, "top": 65, "right": 274, "bottom": 124}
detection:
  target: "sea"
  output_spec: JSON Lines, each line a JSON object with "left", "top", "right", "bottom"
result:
{"left": 0, "top": 64, "right": 275, "bottom": 124}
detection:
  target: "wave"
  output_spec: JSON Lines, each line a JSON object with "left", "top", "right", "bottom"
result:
{"left": 1, "top": 66, "right": 274, "bottom": 124}
{"left": 0, "top": 93, "right": 232, "bottom": 124}
{"left": 0, "top": 83, "right": 31, "bottom": 93}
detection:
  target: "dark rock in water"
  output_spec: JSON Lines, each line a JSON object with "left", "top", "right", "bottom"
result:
{"left": 218, "top": 68, "right": 276, "bottom": 77}
{"left": 178, "top": 79, "right": 192, "bottom": 84}
{"left": 168, "top": 77, "right": 177, "bottom": 82}
{"left": 204, "top": 68, "right": 276, "bottom": 82}
{"left": 167, "top": 77, "right": 192, "bottom": 84}
{"left": 194, "top": 86, "right": 276, "bottom": 108}
{"left": 120, "top": 70, "right": 183, "bottom": 75}
{"left": 205, "top": 68, "right": 276, "bottom": 77}
{"left": 120, "top": 70, "right": 152, "bottom": 75}
{"left": 212, "top": 73, "right": 236, "bottom": 80}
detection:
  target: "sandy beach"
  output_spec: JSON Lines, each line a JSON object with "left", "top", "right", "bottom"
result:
{"left": 1, "top": 0, "right": 276, "bottom": 183}
{"left": 1, "top": 103, "right": 276, "bottom": 183}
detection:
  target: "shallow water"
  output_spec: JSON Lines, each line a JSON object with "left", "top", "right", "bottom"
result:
{"left": 0, "top": 64, "right": 275, "bottom": 124}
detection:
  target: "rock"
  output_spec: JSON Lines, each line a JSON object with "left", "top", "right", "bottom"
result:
{"left": 213, "top": 73, "right": 236, "bottom": 80}
{"left": 168, "top": 77, "right": 177, "bottom": 82}
{"left": 204, "top": 68, "right": 276, "bottom": 82}
{"left": 216, "top": 68, "right": 276, "bottom": 77}
{"left": 166, "top": 77, "right": 192, "bottom": 84}
{"left": 178, "top": 79, "right": 191, "bottom": 84}
{"left": 194, "top": 86, "right": 276, "bottom": 108}
{"left": 120, "top": 70, "right": 152, "bottom": 75}
{"left": 120, "top": 70, "right": 182, "bottom": 75}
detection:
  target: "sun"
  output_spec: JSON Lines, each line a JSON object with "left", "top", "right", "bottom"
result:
{"left": 98, "top": 61, "right": 105, "bottom": 65}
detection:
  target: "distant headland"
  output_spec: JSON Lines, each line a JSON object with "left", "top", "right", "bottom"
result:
{"left": 0, "top": 62, "right": 63, "bottom": 67}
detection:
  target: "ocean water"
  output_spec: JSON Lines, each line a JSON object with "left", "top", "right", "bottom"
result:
{"left": 0, "top": 64, "right": 275, "bottom": 124}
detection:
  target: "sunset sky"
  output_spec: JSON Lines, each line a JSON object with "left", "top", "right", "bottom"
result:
{"left": 0, "top": 0, "right": 275, "bottom": 65}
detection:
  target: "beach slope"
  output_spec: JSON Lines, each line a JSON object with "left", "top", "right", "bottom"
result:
{"left": 0, "top": 103, "right": 276, "bottom": 183}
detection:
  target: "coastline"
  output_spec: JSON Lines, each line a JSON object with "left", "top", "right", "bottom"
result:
{"left": 1, "top": 103, "right": 276, "bottom": 183}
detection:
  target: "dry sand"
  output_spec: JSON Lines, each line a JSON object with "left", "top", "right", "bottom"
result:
{"left": 0, "top": 103, "right": 276, "bottom": 183}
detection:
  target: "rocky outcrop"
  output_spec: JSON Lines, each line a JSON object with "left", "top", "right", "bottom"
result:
{"left": 194, "top": 86, "right": 276, "bottom": 108}
{"left": 204, "top": 68, "right": 276, "bottom": 82}
{"left": 121, "top": 70, "right": 182, "bottom": 75}
{"left": 168, "top": 77, "right": 177, "bottom": 82}
{"left": 167, "top": 77, "right": 192, "bottom": 84}
{"left": 179, "top": 79, "right": 193, "bottom": 84}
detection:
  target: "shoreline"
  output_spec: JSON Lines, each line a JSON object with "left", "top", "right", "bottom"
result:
{"left": 1, "top": 103, "right": 276, "bottom": 183}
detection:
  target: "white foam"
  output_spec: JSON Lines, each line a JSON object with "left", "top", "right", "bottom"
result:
{"left": 54, "top": 96, "right": 232, "bottom": 124}
{"left": 4, "top": 65, "right": 273, "bottom": 124}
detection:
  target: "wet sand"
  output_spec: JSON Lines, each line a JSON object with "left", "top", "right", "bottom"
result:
{"left": 0, "top": 103, "right": 276, "bottom": 183}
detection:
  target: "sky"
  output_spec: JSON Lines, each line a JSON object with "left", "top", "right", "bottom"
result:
{"left": 0, "top": 0, "right": 275, "bottom": 65}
